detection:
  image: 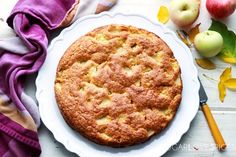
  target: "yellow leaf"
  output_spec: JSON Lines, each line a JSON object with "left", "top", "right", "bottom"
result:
{"left": 218, "top": 67, "right": 232, "bottom": 102}
{"left": 157, "top": 6, "right": 169, "bottom": 24}
{"left": 224, "top": 78, "right": 236, "bottom": 90}
{"left": 176, "top": 30, "right": 191, "bottom": 47}
{"left": 218, "top": 82, "right": 226, "bottom": 102}
{"left": 188, "top": 23, "right": 201, "bottom": 43}
{"left": 220, "top": 67, "right": 231, "bottom": 82}
{"left": 218, "top": 54, "right": 236, "bottom": 64}
{"left": 195, "top": 58, "right": 216, "bottom": 70}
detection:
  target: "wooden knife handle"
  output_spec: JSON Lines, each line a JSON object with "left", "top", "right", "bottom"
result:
{"left": 202, "top": 104, "right": 226, "bottom": 150}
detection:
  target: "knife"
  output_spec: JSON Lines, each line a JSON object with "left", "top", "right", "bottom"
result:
{"left": 199, "top": 78, "right": 226, "bottom": 150}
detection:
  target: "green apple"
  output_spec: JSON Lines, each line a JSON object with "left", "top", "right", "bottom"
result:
{"left": 194, "top": 31, "right": 223, "bottom": 58}
{"left": 170, "top": 0, "right": 200, "bottom": 27}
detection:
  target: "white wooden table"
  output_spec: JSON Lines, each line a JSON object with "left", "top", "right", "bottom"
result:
{"left": 1, "top": 0, "right": 236, "bottom": 156}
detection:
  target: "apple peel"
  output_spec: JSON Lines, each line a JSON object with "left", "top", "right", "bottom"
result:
{"left": 170, "top": 0, "right": 201, "bottom": 27}
{"left": 157, "top": 6, "right": 169, "bottom": 24}
{"left": 206, "top": 0, "right": 236, "bottom": 19}
{"left": 195, "top": 58, "right": 216, "bottom": 70}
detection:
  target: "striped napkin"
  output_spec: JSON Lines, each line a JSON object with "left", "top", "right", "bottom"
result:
{"left": 0, "top": 0, "right": 117, "bottom": 156}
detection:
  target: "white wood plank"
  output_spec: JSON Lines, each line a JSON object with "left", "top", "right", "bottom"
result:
{"left": 0, "top": 0, "right": 17, "bottom": 21}
{"left": 39, "top": 125, "right": 77, "bottom": 157}
{"left": 163, "top": 111, "right": 236, "bottom": 157}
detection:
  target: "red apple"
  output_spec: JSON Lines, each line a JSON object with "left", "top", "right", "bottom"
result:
{"left": 206, "top": 0, "right": 236, "bottom": 19}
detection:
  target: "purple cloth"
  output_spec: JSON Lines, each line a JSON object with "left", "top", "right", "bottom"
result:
{"left": 0, "top": 0, "right": 76, "bottom": 156}
{"left": 0, "top": 113, "right": 40, "bottom": 156}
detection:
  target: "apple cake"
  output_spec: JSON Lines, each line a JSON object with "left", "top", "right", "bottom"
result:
{"left": 54, "top": 24, "right": 182, "bottom": 147}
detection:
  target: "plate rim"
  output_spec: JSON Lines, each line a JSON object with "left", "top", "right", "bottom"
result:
{"left": 36, "top": 12, "right": 200, "bottom": 157}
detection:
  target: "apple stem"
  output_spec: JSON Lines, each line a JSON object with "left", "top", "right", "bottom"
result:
{"left": 182, "top": 4, "right": 188, "bottom": 11}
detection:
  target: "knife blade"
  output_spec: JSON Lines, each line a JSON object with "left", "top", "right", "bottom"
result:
{"left": 198, "top": 78, "right": 208, "bottom": 105}
{"left": 198, "top": 78, "right": 226, "bottom": 150}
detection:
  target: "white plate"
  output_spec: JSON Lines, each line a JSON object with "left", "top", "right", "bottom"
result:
{"left": 36, "top": 12, "right": 200, "bottom": 157}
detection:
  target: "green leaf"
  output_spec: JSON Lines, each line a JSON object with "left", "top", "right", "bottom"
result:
{"left": 209, "top": 19, "right": 236, "bottom": 63}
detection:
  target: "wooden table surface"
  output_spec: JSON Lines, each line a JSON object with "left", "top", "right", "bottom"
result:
{"left": 1, "top": 0, "right": 236, "bottom": 156}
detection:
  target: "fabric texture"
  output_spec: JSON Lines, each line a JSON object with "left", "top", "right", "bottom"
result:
{"left": 0, "top": 0, "right": 117, "bottom": 156}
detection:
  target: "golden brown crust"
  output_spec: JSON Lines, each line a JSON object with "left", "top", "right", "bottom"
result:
{"left": 54, "top": 24, "right": 182, "bottom": 147}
